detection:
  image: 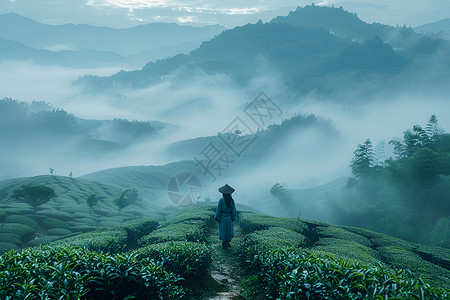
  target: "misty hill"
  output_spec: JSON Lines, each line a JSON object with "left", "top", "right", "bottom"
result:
{"left": 0, "top": 12, "right": 224, "bottom": 66}
{"left": 0, "top": 98, "right": 171, "bottom": 179}
{"left": 415, "top": 18, "right": 450, "bottom": 40}
{"left": 77, "top": 5, "right": 450, "bottom": 101}
{"left": 80, "top": 161, "right": 201, "bottom": 206}
{"left": 166, "top": 114, "right": 340, "bottom": 169}
{"left": 0, "top": 38, "right": 126, "bottom": 67}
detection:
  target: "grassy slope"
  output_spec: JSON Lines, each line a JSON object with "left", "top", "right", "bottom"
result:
{"left": 80, "top": 160, "right": 201, "bottom": 207}
{"left": 0, "top": 174, "right": 167, "bottom": 253}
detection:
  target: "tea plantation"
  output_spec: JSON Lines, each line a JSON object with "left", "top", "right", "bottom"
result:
{"left": 0, "top": 204, "right": 449, "bottom": 298}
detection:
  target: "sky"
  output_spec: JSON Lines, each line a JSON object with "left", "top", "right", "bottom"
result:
{"left": 1, "top": 0, "right": 450, "bottom": 29}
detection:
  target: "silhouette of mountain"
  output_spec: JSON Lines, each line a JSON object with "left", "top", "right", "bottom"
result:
{"left": 0, "top": 12, "right": 224, "bottom": 66}
{"left": 415, "top": 18, "right": 450, "bottom": 40}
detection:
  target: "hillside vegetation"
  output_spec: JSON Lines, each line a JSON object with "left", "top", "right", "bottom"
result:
{"left": 0, "top": 174, "right": 166, "bottom": 254}
{"left": 0, "top": 205, "right": 448, "bottom": 298}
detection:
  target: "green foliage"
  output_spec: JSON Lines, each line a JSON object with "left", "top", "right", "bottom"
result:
{"left": 54, "top": 229, "right": 128, "bottom": 254}
{"left": 239, "top": 227, "right": 307, "bottom": 261}
{"left": 341, "top": 115, "right": 450, "bottom": 246}
{"left": 0, "top": 245, "right": 185, "bottom": 299}
{"left": 86, "top": 194, "right": 99, "bottom": 215}
{"left": 139, "top": 221, "right": 207, "bottom": 245}
{"left": 0, "top": 233, "right": 22, "bottom": 246}
{"left": 36, "top": 209, "right": 74, "bottom": 220}
{"left": 317, "top": 226, "right": 371, "bottom": 247}
{"left": 12, "top": 185, "right": 56, "bottom": 208}
{"left": 165, "top": 205, "right": 216, "bottom": 227}
{"left": 238, "top": 212, "right": 308, "bottom": 234}
{"left": 252, "top": 248, "right": 449, "bottom": 299}
{"left": 4, "top": 215, "right": 38, "bottom": 229}
{"left": 0, "top": 189, "right": 8, "bottom": 201}
{"left": 135, "top": 241, "right": 211, "bottom": 278}
{"left": 43, "top": 217, "right": 70, "bottom": 229}
{"left": 0, "top": 223, "right": 34, "bottom": 240}
{"left": 270, "top": 183, "right": 294, "bottom": 209}
{"left": 114, "top": 189, "right": 136, "bottom": 214}
{"left": 47, "top": 228, "right": 72, "bottom": 236}
{"left": 0, "top": 242, "right": 18, "bottom": 254}
{"left": 119, "top": 217, "right": 160, "bottom": 242}
{"left": 350, "top": 139, "right": 374, "bottom": 178}
{"left": 313, "top": 238, "right": 379, "bottom": 264}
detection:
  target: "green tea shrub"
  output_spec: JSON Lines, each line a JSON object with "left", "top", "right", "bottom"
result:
{"left": 313, "top": 238, "right": 379, "bottom": 264}
{"left": 239, "top": 227, "right": 306, "bottom": 262}
{"left": 4, "top": 215, "right": 38, "bottom": 229}
{"left": 135, "top": 241, "right": 211, "bottom": 278}
{"left": 165, "top": 205, "right": 216, "bottom": 227}
{"left": 0, "top": 242, "right": 18, "bottom": 254}
{"left": 0, "top": 233, "right": 22, "bottom": 246}
{"left": 54, "top": 229, "right": 128, "bottom": 254}
{"left": 47, "top": 228, "right": 72, "bottom": 236}
{"left": 139, "top": 221, "right": 207, "bottom": 246}
{"left": 119, "top": 217, "right": 160, "bottom": 241}
{"left": 0, "top": 245, "right": 185, "bottom": 299}
{"left": 239, "top": 212, "right": 307, "bottom": 234}
{"left": 0, "top": 209, "right": 7, "bottom": 219}
{"left": 1, "top": 223, "right": 34, "bottom": 240}
{"left": 42, "top": 217, "right": 70, "bottom": 229}
{"left": 317, "top": 226, "right": 371, "bottom": 247}
{"left": 253, "top": 248, "right": 449, "bottom": 299}
{"left": 37, "top": 209, "right": 74, "bottom": 220}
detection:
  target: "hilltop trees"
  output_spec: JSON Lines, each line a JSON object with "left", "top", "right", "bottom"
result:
{"left": 350, "top": 139, "right": 374, "bottom": 178}
{"left": 12, "top": 185, "right": 56, "bottom": 209}
{"left": 340, "top": 115, "right": 450, "bottom": 246}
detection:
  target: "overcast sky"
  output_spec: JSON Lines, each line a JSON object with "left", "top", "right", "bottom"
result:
{"left": 1, "top": 0, "right": 449, "bottom": 29}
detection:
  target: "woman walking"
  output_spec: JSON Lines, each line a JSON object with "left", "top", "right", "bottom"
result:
{"left": 215, "top": 184, "right": 237, "bottom": 249}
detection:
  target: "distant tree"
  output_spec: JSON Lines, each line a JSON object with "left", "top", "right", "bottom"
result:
{"left": 12, "top": 185, "right": 56, "bottom": 209}
{"left": 270, "top": 183, "right": 294, "bottom": 208}
{"left": 49, "top": 168, "right": 54, "bottom": 176}
{"left": 204, "top": 195, "right": 212, "bottom": 203}
{"left": 389, "top": 138, "right": 406, "bottom": 159}
{"left": 69, "top": 171, "right": 73, "bottom": 178}
{"left": 350, "top": 139, "right": 374, "bottom": 178}
{"left": 373, "top": 140, "right": 386, "bottom": 166}
{"left": 87, "top": 194, "right": 99, "bottom": 215}
{"left": 426, "top": 114, "right": 444, "bottom": 140}
{"left": 113, "top": 189, "right": 138, "bottom": 214}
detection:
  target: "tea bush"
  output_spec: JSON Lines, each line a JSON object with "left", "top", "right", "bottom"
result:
{"left": 239, "top": 227, "right": 307, "bottom": 262}
{"left": 0, "top": 245, "right": 185, "bottom": 299}
{"left": 238, "top": 212, "right": 307, "bottom": 234}
{"left": 135, "top": 241, "right": 211, "bottom": 278}
{"left": 47, "top": 228, "right": 72, "bottom": 236}
{"left": 253, "top": 248, "right": 449, "bottom": 299}
{"left": 43, "top": 217, "right": 70, "bottom": 229}
{"left": 165, "top": 205, "right": 216, "bottom": 227}
{"left": 4, "top": 215, "right": 38, "bottom": 229}
{"left": 139, "top": 221, "right": 207, "bottom": 245}
{"left": 0, "top": 223, "right": 34, "bottom": 240}
{"left": 53, "top": 228, "right": 128, "bottom": 254}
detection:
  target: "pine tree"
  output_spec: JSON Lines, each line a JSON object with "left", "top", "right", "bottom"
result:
{"left": 350, "top": 139, "right": 374, "bottom": 178}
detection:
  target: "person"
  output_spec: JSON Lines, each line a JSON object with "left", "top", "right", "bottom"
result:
{"left": 215, "top": 184, "right": 237, "bottom": 249}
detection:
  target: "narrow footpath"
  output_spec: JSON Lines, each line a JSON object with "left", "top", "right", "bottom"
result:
{"left": 205, "top": 226, "right": 246, "bottom": 300}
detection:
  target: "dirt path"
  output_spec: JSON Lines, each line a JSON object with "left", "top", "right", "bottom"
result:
{"left": 205, "top": 226, "right": 246, "bottom": 300}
